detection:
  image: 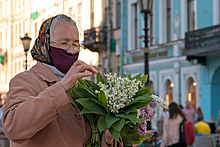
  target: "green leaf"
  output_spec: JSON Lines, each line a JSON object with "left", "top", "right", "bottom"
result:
{"left": 132, "top": 134, "right": 153, "bottom": 145}
{"left": 98, "top": 115, "right": 108, "bottom": 132}
{"left": 73, "top": 87, "right": 97, "bottom": 99}
{"left": 76, "top": 98, "right": 107, "bottom": 115}
{"left": 131, "top": 98, "right": 153, "bottom": 109}
{"left": 78, "top": 79, "right": 98, "bottom": 96}
{"left": 132, "top": 73, "right": 142, "bottom": 80}
{"left": 98, "top": 91, "right": 108, "bottom": 112}
{"left": 77, "top": 83, "right": 98, "bottom": 98}
{"left": 79, "top": 108, "right": 106, "bottom": 115}
{"left": 89, "top": 98, "right": 105, "bottom": 107}
{"left": 122, "top": 133, "right": 140, "bottom": 146}
{"left": 140, "top": 74, "right": 148, "bottom": 85}
{"left": 85, "top": 80, "right": 100, "bottom": 90}
{"left": 83, "top": 113, "right": 95, "bottom": 122}
{"left": 112, "top": 118, "right": 125, "bottom": 132}
{"left": 97, "top": 71, "right": 106, "bottom": 84}
{"left": 138, "top": 133, "right": 153, "bottom": 141}
{"left": 126, "top": 112, "right": 137, "bottom": 124}
{"left": 68, "top": 86, "right": 82, "bottom": 100}
{"left": 123, "top": 106, "right": 137, "bottom": 114}
{"left": 109, "top": 127, "right": 120, "bottom": 141}
{"left": 77, "top": 82, "right": 86, "bottom": 88}
{"left": 124, "top": 73, "right": 132, "bottom": 80}
{"left": 68, "top": 88, "right": 75, "bottom": 99}
{"left": 115, "top": 112, "right": 137, "bottom": 124}
{"left": 106, "top": 113, "right": 120, "bottom": 128}
{"left": 120, "top": 124, "right": 130, "bottom": 138}
{"left": 77, "top": 78, "right": 86, "bottom": 86}
{"left": 125, "top": 95, "right": 148, "bottom": 107}
{"left": 134, "top": 87, "right": 151, "bottom": 97}
{"left": 125, "top": 120, "right": 130, "bottom": 124}
{"left": 137, "top": 118, "right": 147, "bottom": 124}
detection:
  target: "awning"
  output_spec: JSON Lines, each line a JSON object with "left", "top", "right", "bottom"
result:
{"left": 31, "top": 12, "right": 38, "bottom": 20}
{"left": 0, "top": 54, "right": 6, "bottom": 64}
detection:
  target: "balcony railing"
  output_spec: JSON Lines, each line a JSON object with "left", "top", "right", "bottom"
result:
{"left": 84, "top": 26, "right": 107, "bottom": 45}
{"left": 184, "top": 24, "right": 220, "bottom": 56}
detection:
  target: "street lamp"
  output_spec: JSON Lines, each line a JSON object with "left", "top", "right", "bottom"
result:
{"left": 138, "top": 0, "right": 153, "bottom": 86}
{"left": 138, "top": 0, "right": 154, "bottom": 133}
{"left": 21, "top": 33, "right": 32, "bottom": 70}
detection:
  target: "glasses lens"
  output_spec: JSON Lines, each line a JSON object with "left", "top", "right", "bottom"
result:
{"left": 59, "top": 41, "right": 69, "bottom": 50}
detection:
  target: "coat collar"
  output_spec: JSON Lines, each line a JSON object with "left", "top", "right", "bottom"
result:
{"left": 30, "top": 61, "right": 60, "bottom": 83}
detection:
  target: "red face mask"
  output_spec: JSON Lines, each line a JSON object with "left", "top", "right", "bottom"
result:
{"left": 50, "top": 46, "right": 79, "bottom": 74}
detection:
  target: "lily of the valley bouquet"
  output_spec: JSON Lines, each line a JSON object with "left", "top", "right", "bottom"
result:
{"left": 69, "top": 72, "right": 168, "bottom": 146}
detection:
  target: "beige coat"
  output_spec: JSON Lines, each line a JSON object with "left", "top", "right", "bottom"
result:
{"left": 160, "top": 114, "right": 183, "bottom": 147}
{"left": 2, "top": 62, "right": 110, "bottom": 147}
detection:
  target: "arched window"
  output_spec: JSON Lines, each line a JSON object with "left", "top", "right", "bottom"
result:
{"left": 187, "top": 77, "right": 196, "bottom": 109}
{"left": 165, "top": 80, "right": 173, "bottom": 105}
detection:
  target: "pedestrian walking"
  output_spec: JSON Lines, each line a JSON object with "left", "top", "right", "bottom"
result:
{"left": 160, "top": 102, "right": 186, "bottom": 147}
{"left": 182, "top": 101, "right": 195, "bottom": 125}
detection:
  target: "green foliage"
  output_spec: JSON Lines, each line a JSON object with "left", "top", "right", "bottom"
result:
{"left": 72, "top": 87, "right": 97, "bottom": 99}
{"left": 112, "top": 118, "right": 125, "bottom": 132}
{"left": 122, "top": 125, "right": 153, "bottom": 146}
{"left": 132, "top": 73, "right": 142, "bottom": 80}
{"left": 98, "top": 115, "right": 108, "bottom": 132}
{"left": 134, "top": 86, "right": 151, "bottom": 97}
{"left": 68, "top": 73, "right": 153, "bottom": 146}
{"left": 76, "top": 98, "right": 107, "bottom": 115}
{"left": 96, "top": 71, "right": 106, "bottom": 84}
{"left": 114, "top": 112, "right": 137, "bottom": 124}
{"left": 85, "top": 79, "right": 100, "bottom": 90}
{"left": 98, "top": 91, "right": 108, "bottom": 112}
{"left": 140, "top": 74, "right": 148, "bottom": 85}
{"left": 124, "top": 73, "right": 132, "bottom": 80}
{"left": 106, "top": 113, "right": 120, "bottom": 128}
{"left": 130, "top": 98, "right": 153, "bottom": 109}
{"left": 109, "top": 127, "right": 120, "bottom": 141}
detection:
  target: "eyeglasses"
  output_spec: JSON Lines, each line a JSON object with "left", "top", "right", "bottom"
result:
{"left": 50, "top": 40, "right": 85, "bottom": 52}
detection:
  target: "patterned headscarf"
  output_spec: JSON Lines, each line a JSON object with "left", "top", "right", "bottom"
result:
{"left": 30, "top": 16, "right": 57, "bottom": 65}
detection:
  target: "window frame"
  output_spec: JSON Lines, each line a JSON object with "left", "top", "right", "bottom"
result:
{"left": 128, "top": 0, "right": 139, "bottom": 51}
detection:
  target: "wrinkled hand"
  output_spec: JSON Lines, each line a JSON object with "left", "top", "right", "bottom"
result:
{"left": 104, "top": 130, "right": 113, "bottom": 144}
{"left": 60, "top": 60, "right": 97, "bottom": 91}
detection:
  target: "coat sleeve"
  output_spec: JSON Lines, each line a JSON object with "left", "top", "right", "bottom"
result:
{"left": 1, "top": 72, "right": 72, "bottom": 143}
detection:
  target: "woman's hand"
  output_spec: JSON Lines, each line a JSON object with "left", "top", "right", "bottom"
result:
{"left": 60, "top": 60, "right": 97, "bottom": 91}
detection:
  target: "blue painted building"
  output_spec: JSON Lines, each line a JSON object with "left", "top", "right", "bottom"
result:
{"left": 120, "top": 0, "right": 220, "bottom": 123}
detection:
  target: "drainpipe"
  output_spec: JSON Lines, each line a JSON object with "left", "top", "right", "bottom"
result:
{"left": 106, "top": 0, "right": 111, "bottom": 73}
{"left": 120, "top": 0, "right": 125, "bottom": 76}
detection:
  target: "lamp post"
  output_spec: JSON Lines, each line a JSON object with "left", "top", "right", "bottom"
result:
{"left": 21, "top": 33, "right": 32, "bottom": 70}
{"left": 138, "top": 0, "right": 153, "bottom": 86}
{"left": 138, "top": 0, "right": 154, "bottom": 133}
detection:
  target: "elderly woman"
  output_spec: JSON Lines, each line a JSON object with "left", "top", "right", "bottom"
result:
{"left": 1, "top": 14, "right": 113, "bottom": 147}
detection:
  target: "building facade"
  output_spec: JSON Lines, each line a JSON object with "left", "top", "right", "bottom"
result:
{"left": 121, "top": 0, "right": 220, "bottom": 123}
{"left": 0, "top": 0, "right": 105, "bottom": 103}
